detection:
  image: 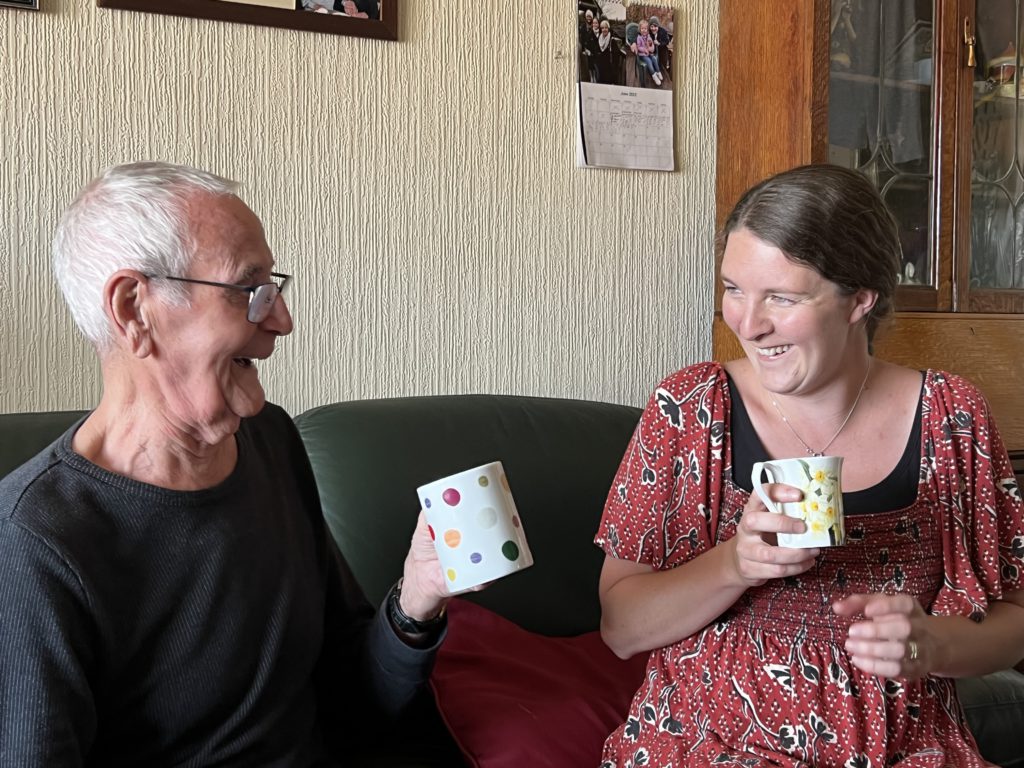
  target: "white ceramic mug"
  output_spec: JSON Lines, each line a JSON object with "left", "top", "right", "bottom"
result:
{"left": 750, "top": 455, "right": 846, "bottom": 548}
{"left": 417, "top": 461, "right": 534, "bottom": 593}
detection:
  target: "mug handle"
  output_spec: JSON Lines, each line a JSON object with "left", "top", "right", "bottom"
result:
{"left": 750, "top": 461, "right": 781, "bottom": 514}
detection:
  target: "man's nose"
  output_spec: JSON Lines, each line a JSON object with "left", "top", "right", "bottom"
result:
{"left": 262, "top": 292, "right": 293, "bottom": 336}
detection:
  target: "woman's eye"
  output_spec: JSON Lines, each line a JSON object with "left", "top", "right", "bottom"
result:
{"left": 769, "top": 294, "right": 796, "bottom": 305}
{"left": 722, "top": 285, "right": 739, "bottom": 294}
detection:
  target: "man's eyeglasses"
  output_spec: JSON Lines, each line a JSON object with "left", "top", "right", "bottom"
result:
{"left": 150, "top": 272, "right": 291, "bottom": 323}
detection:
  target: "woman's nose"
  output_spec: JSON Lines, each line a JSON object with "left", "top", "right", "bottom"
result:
{"left": 738, "top": 302, "right": 771, "bottom": 340}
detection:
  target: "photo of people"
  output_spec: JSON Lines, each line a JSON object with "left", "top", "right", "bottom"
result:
{"left": 577, "top": 1, "right": 673, "bottom": 90}
{"left": 297, "top": 0, "right": 380, "bottom": 18}
{"left": 575, "top": 1, "right": 676, "bottom": 171}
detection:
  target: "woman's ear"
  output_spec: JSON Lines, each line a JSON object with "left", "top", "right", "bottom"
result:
{"left": 104, "top": 270, "right": 154, "bottom": 358}
{"left": 848, "top": 288, "right": 878, "bottom": 326}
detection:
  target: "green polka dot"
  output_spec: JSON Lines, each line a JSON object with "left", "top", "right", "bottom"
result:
{"left": 478, "top": 475, "right": 489, "bottom": 487}
{"left": 501, "top": 541, "right": 520, "bottom": 561}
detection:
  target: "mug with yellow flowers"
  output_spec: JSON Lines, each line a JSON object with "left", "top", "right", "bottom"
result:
{"left": 751, "top": 456, "right": 846, "bottom": 548}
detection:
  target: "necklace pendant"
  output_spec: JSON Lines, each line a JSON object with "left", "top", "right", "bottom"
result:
{"left": 811, "top": 450, "right": 824, "bottom": 457}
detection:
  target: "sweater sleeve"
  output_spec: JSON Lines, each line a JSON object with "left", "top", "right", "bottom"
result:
{"left": 0, "top": 519, "right": 97, "bottom": 767}
{"left": 314, "top": 530, "right": 441, "bottom": 744}
{"left": 275, "top": 404, "right": 440, "bottom": 728}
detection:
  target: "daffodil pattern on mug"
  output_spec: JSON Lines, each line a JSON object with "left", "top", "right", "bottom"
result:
{"left": 795, "top": 461, "right": 845, "bottom": 546}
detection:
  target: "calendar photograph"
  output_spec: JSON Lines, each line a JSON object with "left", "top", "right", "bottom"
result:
{"left": 576, "top": 1, "right": 676, "bottom": 171}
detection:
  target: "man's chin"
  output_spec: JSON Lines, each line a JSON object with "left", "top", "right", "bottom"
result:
{"left": 232, "top": 388, "right": 267, "bottom": 421}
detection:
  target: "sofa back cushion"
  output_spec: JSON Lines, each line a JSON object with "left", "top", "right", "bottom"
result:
{"left": 0, "top": 410, "right": 87, "bottom": 478}
{"left": 294, "top": 394, "right": 641, "bottom": 637}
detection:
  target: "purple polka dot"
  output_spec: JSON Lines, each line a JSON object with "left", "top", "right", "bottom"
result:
{"left": 470, "top": 552, "right": 482, "bottom": 564}
{"left": 424, "top": 498, "right": 432, "bottom": 509}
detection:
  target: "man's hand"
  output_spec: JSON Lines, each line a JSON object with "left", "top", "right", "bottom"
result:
{"left": 398, "top": 510, "right": 450, "bottom": 622}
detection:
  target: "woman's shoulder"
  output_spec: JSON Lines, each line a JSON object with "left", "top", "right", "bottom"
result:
{"left": 653, "top": 361, "right": 726, "bottom": 395}
{"left": 645, "top": 363, "right": 729, "bottom": 419}
{"left": 923, "top": 369, "right": 993, "bottom": 414}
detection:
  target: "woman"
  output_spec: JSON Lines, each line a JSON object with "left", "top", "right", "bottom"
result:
{"left": 580, "top": 14, "right": 602, "bottom": 83}
{"left": 595, "top": 164, "right": 1024, "bottom": 766}
{"left": 595, "top": 19, "right": 615, "bottom": 84}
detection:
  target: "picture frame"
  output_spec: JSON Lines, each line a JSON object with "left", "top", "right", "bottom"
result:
{"left": 0, "top": 0, "right": 39, "bottom": 9}
{"left": 95, "top": 0, "right": 397, "bottom": 41}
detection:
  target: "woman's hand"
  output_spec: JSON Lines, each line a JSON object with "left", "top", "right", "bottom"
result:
{"left": 732, "top": 483, "right": 819, "bottom": 587}
{"left": 833, "top": 593, "right": 932, "bottom": 679}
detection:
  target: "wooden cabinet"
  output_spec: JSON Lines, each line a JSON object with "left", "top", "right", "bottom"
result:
{"left": 714, "top": 0, "right": 1024, "bottom": 459}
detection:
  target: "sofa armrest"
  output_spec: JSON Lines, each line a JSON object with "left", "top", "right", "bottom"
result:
{"left": 957, "top": 670, "right": 1024, "bottom": 767}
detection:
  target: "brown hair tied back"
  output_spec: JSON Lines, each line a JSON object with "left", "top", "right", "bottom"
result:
{"left": 716, "top": 164, "right": 902, "bottom": 345}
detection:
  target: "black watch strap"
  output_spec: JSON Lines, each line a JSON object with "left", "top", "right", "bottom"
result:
{"left": 388, "top": 577, "right": 446, "bottom": 634}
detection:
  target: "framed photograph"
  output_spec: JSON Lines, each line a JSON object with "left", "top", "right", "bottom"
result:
{"left": 0, "top": 0, "right": 39, "bottom": 9}
{"left": 95, "top": 0, "right": 397, "bottom": 41}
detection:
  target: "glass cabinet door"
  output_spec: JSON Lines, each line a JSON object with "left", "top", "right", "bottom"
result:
{"left": 826, "top": 0, "right": 940, "bottom": 310}
{"left": 968, "top": 0, "right": 1024, "bottom": 311}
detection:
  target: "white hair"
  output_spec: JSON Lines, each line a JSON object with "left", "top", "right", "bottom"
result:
{"left": 52, "top": 161, "right": 240, "bottom": 350}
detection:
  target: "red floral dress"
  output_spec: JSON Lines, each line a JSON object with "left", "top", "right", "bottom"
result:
{"left": 595, "top": 363, "right": 1024, "bottom": 768}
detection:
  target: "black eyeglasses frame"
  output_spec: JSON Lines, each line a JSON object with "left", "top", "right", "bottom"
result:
{"left": 149, "top": 272, "right": 291, "bottom": 323}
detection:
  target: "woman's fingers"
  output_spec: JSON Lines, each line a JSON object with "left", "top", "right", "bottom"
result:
{"left": 835, "top": 593, "right": 928, "bottom": 679}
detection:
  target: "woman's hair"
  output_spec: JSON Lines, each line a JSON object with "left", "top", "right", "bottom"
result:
{"left": 716, "top": 163, "right": 902, "bottom": 343}
{"left": 52, "top": 161, "right": 238, "bottom": 351}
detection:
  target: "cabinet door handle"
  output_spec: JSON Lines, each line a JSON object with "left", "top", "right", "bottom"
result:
{"left": 963, "top": 17, "right": 977, "bottom": 68}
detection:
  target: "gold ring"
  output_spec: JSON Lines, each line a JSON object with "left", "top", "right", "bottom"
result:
{"left": 908, "top": 640, "right": 919, "bottom": 661}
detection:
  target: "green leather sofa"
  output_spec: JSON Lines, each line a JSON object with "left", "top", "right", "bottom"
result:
{"left": 3, "top": 398, "right": 1024, "bottom": 767}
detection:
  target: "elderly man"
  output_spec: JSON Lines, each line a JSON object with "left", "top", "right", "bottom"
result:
{"left": 0, "top": 162, "right": 450, "bottom": 766}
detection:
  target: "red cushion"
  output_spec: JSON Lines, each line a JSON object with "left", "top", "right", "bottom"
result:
{"left": 429, "top": 599, "right": 647, "bottom": 768}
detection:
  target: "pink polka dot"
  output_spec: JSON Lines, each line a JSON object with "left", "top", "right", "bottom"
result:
{"left": 442, "top": 488, "right": 461, "bottom": 506}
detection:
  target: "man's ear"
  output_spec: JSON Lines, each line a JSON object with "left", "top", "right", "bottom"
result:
{"left": 848, "top": 288, "right": 878, "bottom": 326}
{"left": 104, "top": 270, "right": 155, "bottom": 358}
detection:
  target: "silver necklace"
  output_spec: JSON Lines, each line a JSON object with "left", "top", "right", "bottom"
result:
{"left": 769, "top": 362, "right": 872, "bottom": 457}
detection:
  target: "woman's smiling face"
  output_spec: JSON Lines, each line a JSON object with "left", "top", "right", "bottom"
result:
{"left": 720, "top": 227, "right": 875, "bottom": 398}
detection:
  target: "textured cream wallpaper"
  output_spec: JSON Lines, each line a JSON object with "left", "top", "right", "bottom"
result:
{"left": 0, "top": 0, "right": 718, "bottom": 418}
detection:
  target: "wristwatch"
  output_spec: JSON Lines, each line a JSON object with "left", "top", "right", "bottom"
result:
{"left": 388, "top": 577, "right": 446, "bottom": 635}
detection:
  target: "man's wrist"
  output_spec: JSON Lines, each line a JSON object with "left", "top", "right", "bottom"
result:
{"left": 387, "top": 577, "right": 446, "bottom": 636}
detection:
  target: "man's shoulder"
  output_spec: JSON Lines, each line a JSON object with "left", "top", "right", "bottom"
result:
{"left": 0, "top": 442, "right": 69, "bottom": 524}
{"left": 244, "top": 402, "right": 302, "bottom": 444}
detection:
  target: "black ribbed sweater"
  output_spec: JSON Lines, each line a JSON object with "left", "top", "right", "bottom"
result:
{"left": 0, "top": 404, "right": 436, "bottom": 766}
